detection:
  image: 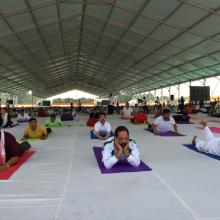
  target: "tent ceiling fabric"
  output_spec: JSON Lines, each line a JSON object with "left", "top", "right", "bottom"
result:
{"left": 0, "top": 0, "right": 220, "bottom": 97}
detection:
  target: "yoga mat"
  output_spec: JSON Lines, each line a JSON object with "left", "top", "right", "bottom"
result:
{"left": 208, "top": 120, "right": 220, "bottom": 123}
{"left": 17, "top": 120, "right": 29, "bottom": 123}
{"left": 93, "top": 147, "right": 152, "bottom": 174}
{"left": 176, "top": 121, "right": 194, "bottom": 124}
{"left": 90, "top": 130, "right": 114, "bottom": 139}
{"left": 195, "top": 126, "right": 220, "bottom": 133}
{"left": 4, "top": 123, "right": 20, "bottom": 129}
{"left": 183, "top": 144, "right": 220, "bottom": 161}
{"left": 0, "top": 151, "right": 36, "bottom": 180}
{"left": 144, "top": 128, "right": 185, "bottom": 136}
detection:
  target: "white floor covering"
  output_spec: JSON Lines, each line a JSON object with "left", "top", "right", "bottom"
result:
{"left": 1, "top": 113, "right": 220, "bottom": 220}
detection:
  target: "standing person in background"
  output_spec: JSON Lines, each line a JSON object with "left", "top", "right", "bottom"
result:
{"left": 116, "top": 102, "right": 120, "bottom": 114}
{"left": 108, "top": 93, "right": 114, "bottom": 115}
{"left": 78, "top": 100, "right": 82, "bottom": 112}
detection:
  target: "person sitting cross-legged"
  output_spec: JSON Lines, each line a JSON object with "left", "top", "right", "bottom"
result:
{"left": 130, "top": 107, "right": 148, "bottom": 124}
{"left": 102, "top": 126, "right": 140, "bottom": 169}
{"left": 121, "top": 102, "right": 133, "bottom": 119}
{"left": 152, "top": 109, "right": 178, "bottom": 135}
{"left": 17, "top": 109, "right": 30, "bottom": 123}
{"left": 94, "top": 112, "right": 111, "bottom": 140}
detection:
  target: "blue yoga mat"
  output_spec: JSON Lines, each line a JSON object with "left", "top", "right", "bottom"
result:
{"left": 3, "top": 123, "right": 20, "bottom": 129}
{"left": 183, "top": 144, "right": 220, "bottom": 161}
{"left": 90, "top": 130, "right": 114, "bottom": 139}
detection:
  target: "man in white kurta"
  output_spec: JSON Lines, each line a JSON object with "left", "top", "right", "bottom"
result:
{"left": 102, "top": 126, "right": 140, "bottom": 169}
{"left": 152, "top": 109, "right": 178, "bottom": 135}
{"left": 122, "top": 102, "right": 133, "bottom": 119}
{"left": 94, "top": 112, "right": 111, "bottom": 140}
{"left": 193, "top": 120, "right": 220, "bottom": 155}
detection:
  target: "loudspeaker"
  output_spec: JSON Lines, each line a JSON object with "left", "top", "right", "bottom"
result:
{"left": 170, "top": 95, "right": 174, "bottom": 101}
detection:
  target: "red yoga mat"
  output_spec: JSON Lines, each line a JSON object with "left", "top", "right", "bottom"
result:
{"left": 0, "top": 151, "right": 36, "bottom": 180}
{"left": 208, "top": 120, "right": 220, "bottom": 123}
{"left": 196, "top": 126, "right": 220, "bottom": 133}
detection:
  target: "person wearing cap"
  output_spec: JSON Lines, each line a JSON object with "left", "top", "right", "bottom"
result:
{"left": 22, "top": 118, "right": 48, "bottom": 140}
{"left": 44, "top": 114, "right": 63, "bottom": 128}
{"left": 192, "top": 119, "right": 220, "bottom": 155}
{"left": 102, "top": 126, "right": 140, "bottom": 169}
{"left": 0, "top": 117, "right": 31, "bottom": 172}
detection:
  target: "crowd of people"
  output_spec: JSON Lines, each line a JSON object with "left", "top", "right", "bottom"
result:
{"left": 0, "top": 95, "right": 220, "bottom": 171}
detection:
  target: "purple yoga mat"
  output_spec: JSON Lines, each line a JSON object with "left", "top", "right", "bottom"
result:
{"left": 93, "top": 147, "right": 152, "bottom": 174}
{"left": 176, "top": 121, "right": 194, "bottom": 124}
{"left": 159, "top": 131, "right": 186, "bottom": 136}
{"left": 145, "top": 128, "right": 185, "bottom": 136}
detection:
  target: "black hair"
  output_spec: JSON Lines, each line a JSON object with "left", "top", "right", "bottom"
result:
{"left": 163, "top": 109, "right": 170, "bottom": 114}
{"left": 115, "top": 126, "right": 129, "bottom": 137}
{"left": 99, "top": 112, "right": 106, "bottom": 118}
{"left": 29, "top": 117, "right": 37, "bottom": 123}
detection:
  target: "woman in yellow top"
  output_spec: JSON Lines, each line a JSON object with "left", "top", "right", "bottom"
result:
{"left": 23, "top": 118, "right": 48, "bottom": 140}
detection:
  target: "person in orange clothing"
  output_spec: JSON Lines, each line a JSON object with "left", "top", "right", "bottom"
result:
{"left": 130, "top": 107, "right": 148, "bottom": 124}
{"left": 184, "top": 103, "right": 193, "bottom": 114}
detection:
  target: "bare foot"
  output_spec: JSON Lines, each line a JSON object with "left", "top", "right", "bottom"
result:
{"left": 199, "top": 119, "right": 207, "bottom": 128}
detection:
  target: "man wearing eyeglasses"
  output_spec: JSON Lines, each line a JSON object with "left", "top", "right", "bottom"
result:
{"left": 102, "top": 126, "right": 140, "bottom": 169}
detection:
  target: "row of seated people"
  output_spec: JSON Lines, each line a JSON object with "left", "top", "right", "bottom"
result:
{"left": 0, "top": 108, "right": 75, "bottom": 129}
{"left": 5, "top": 107, "right": 76, "bottom": 118}
{"left": 1, "top": 110, "right": 220, "bottom": 172}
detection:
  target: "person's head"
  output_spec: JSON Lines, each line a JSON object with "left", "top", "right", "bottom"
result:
{"left": 139, "top": 107, "right": 144, "bottom": 113}
{"left": 125, "top": 102, "right": 129, "bottom": 108}
{"left": 162, "top": 109, "right": 171, "bottom": 121}
{"left": 29, "top": 117, "right": 37, "bottom": 130}
{"left": 50, "top": 114, "right": 56, "bottom": 122}
{"left": 99, "top": 112, "right": 106, "bottom": 124}
{"left": 110, "top": 93, "right": 112, "bottom": 97}
{"left": 115, "top": 126, "right": 129, "bottom": 148}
